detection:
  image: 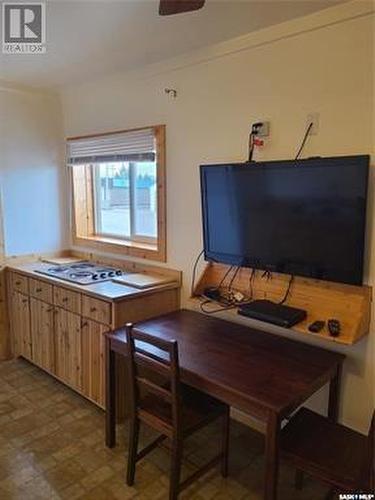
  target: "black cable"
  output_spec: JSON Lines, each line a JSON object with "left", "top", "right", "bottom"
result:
{"left": 279, "top": 274, "right": 294, "bottom": 305}
{"left": 191, "top": 249, "right": 204, "bottom": 297}
{"left": 200, "top": 265, "right": 257, "bottom": 312}
{"left": 201, "top": 265, "right": 243, "bottom": 311}
{"left": 261, "top": 270, "right": 272, "bottom": 281}
{"left": 199, "top": 298, "right": 238, "bottom": 314}
{"left": 248, "top": 268, "right": 256, "bottom": 300}
{"left": 227, "top": 266, "right": 240, "bottom": 291}
{"left": 201, "top": 266, "right": 234, "bottom": 306}
{"left": 215, "top": 266, "right": 234, "bottom": 291}
{"left": 295, "top": 122, "right": 313, "bottom": 160}
{"left": 248, "top": 133, "right": 255, "bottom": 162}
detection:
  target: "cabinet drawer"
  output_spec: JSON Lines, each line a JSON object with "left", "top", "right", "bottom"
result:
{"left": 11, "top": 273, "right": 29, "bottom": 294}
{"left": 82, "top": 295, "right": 111, "bottom": 325}
{"left": 29, "top": 278, "right": 53, "bottom": 303}
{"left": 54, "top": 286, "right": 81, "bottom": 314}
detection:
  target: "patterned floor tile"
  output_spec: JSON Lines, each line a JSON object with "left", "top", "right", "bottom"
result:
{"left": 0, "top": 358, "right": 330, "bottom": 499}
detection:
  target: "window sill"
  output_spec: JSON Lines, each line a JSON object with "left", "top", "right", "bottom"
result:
{"left": 73, "top": 235, "right": 166, "bottom": 262}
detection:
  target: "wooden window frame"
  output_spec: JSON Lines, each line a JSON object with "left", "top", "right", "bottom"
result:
{"left": 69, "top": 125, "right": 166, "bottom": 262}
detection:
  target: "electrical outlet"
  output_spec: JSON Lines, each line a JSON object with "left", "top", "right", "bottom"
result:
{"left": 256, "top": 121, "right": 270, "bottom": 137}
{"left": 306, "top": 113, "right": 320, "bottom": 135}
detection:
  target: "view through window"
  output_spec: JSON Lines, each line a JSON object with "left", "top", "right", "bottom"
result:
{"left": 94, "top": 161, "right": 157, "bottom": 242}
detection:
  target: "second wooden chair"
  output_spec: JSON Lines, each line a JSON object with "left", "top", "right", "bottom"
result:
{"left": 125, "top": 322, "right": 230, "bottom": 500}
{"left": 281, "top": 407, "right": 374, "bottom": 498}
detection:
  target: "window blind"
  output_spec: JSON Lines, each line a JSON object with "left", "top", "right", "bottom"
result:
{"left": 67, "top": 128, "right": 156, "bottom": 165}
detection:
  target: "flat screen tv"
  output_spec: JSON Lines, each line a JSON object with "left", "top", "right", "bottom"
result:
{"left": 200, "top": 155, "right": 369, "bottom": 286}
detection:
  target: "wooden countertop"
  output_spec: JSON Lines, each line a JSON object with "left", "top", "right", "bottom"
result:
{"left": 6, "top": 261, "right": 180, "bottom": 302}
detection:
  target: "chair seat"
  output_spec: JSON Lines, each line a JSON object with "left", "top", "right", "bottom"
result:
{"left": 281, "top": 408, "right": 368, "bottom": 491}
{"left": 139, "top": 384, "right": 227, "bottom": 436}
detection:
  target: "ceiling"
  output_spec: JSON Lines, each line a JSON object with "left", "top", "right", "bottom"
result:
{"left": 0, "top": 0, "right": 342, "bottom": 89}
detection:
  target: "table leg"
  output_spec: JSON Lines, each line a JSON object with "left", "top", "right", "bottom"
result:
{"left": 105, "top": 338, "right": 116, "bottom": 448}
{"left": 264, "top": 412, "right": 280, "bottom": 500}
{"left": 328, "top": 363, "right": 342, "bottom": 423}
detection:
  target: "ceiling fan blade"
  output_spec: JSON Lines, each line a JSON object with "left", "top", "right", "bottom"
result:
{"left": 159, "top": 0, "right": 205, "bottom": 16}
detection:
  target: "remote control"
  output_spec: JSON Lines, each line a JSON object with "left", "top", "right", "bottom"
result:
{"left": 328, "top": 319, "right": 341, "bottom": 337}
{"left": 308, "top": 320, "right": 325, "bottom": 333}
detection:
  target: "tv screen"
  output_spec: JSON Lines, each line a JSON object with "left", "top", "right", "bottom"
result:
{"left": 200, "top": 155, "right": 369, "bottom": 286}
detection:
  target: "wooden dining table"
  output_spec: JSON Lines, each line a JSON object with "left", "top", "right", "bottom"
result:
{"left": 105, "top": 309, "right": 345, "bottom": 500}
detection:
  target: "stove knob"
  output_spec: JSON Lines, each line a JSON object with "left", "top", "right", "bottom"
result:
{"left": 108, "top": 271, "right": 115, "bottom": 277}
{"left": 100, "top": 272, "right": 107, "bottom": 278}
{"left": 116, "top": 270, "right": 122, "bottom": 276}
{"left": 92, "top": 273, "right": 99, "bottom": 280}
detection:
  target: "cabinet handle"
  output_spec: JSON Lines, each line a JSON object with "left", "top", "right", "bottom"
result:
{"left": 22, "top": 299, "right": 28, "bottom": 304}
{"left": 15, "top": 281, "right": 21, "bottom": 286}
{"left": 36, "top": 288, "right": 42, "bottom": 293}
{"left": 62, "top": 297, "right": 68, "bottom": 302}
{"left": 90, "top": 307, "right": 97, "bottom": 313}
{"left": 81, "top": 321, "right": 88, "bottom": 328}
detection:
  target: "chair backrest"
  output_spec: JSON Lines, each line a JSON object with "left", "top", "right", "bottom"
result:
{"left": 361, "top": 410, "right": 375, "bottom": 490}
{"left": 125, "top": 322, "right": 181, "bottom": 431}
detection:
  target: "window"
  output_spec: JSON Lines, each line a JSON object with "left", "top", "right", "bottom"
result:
{"left": 68, "top": 126, "right": 166, "bottom": 261}
{"left": 93, "top": 161, "right": 158, "bottom": 242}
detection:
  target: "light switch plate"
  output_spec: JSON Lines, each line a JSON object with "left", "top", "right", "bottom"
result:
{"left": 257, "top": 121, "right": 270, "bottom": 137}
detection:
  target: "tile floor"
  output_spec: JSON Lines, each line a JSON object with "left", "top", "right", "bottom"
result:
{"left": 0, "top": 358, "right": 329, "bottom": 499}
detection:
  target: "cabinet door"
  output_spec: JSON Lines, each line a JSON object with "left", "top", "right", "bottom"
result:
{"left": 10, "top": 291, "right": 31, "bottom": 359}
{"left": 81, "top": 320, "right": 107, "bottom": 407}
{"left": 0, "top": 271, "right": 10, "bottom": 360}
{"left": 30, "top": 298, "right": 55, "bottom": 372}
{"left": 55, "top": 308, "right": 82, "bottom": 390}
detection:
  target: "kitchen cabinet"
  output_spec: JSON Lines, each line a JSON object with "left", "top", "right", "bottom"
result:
{"left": 54, "top": 286, "right": 81, "bottom": 314}
{"left": 29, "top": 278, "right": 53, "bottom": 303}
{"left": 11, "top": 273, "right": 29, "bottom": 295}
{"left": 82, "top": 295, "right": 111, "bottom": 325}
{"left": 81, "top": 319, "right": 107, "bottom": 406}
{"left": 0, "top": 270, "right": 10, "bottom": 361}
{"left": 55, "top": 308, "right": 82, "bottom": 391}
{"left": 30, "top": 297, "right": 55, "bottom": 373}
{"left": 10, "top": 290, "right": 32, "bottom": 360}
{"left": 7, "top": 267, "right": 180, "bottom": 410}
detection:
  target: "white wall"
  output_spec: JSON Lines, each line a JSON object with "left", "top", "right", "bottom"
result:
{"left": 0, "top": 85, "right": 68, "bottom": 256}
{"left": 60, "top": 1, "right": 374, "bottom": 432}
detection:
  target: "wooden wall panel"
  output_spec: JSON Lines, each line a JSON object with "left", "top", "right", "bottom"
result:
{"left": 113, "top": 288, "right": 180, "bottom": 327}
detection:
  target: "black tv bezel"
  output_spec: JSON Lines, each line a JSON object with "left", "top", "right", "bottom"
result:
{"left": 200, "top": 155, "right": 369, "bottom": 286}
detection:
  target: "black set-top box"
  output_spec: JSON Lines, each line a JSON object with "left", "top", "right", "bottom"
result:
{"left": 238, "top": 300, "right": 307, "bottom": 328}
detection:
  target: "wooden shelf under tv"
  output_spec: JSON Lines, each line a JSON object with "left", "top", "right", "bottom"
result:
{"left": 192, "top": 262, "right": 372, "bottom": 346}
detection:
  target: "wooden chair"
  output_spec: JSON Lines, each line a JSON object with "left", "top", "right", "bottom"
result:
{"left": 125, "top": 323, "right": 230, "bottom": 500}
{"left": 280, "top": 407, "right": 374, "bottom": 497}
